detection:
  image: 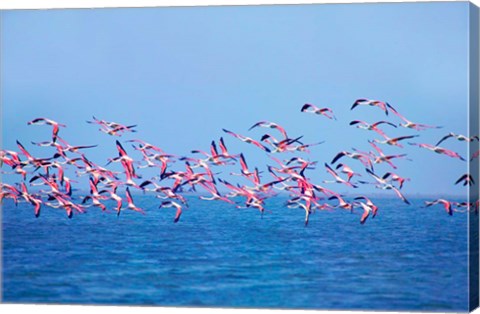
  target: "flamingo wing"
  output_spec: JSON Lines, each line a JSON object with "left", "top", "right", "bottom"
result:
{"left": 115, "top": 140, "right": 128, "bottom": 157}
{"left": 301, "top": 103, "right": 315, "bottom": 112}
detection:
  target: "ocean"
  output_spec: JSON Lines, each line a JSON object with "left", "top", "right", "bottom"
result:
{"left": 1, "top": 196, "right": 469, "bottom": 311}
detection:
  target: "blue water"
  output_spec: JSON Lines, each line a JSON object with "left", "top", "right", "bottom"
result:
{"left": 2, "top": 196, "right": 469, "bottom": 311}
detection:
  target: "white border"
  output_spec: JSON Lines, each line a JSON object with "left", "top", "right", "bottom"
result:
{"left": 0, "top": 0, "right": 478, "bottom": 10}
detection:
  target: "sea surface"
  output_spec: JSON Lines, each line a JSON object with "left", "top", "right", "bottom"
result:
{"left": 1, "top": 196, "right": 470, "bottom": 311}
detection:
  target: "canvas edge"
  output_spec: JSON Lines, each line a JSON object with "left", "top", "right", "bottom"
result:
{"left": 468, "top": 1, "right": 480, "bottom": 312}
{"left": 0, "top": 0, "right": 474, "bottom": 12}
{"left": 0, "top": 9, "right": 4, "bottom": 304}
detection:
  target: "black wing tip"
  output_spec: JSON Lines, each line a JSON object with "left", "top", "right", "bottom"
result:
{"left": 301, "top": 104, "right": 310, "bottom": 111}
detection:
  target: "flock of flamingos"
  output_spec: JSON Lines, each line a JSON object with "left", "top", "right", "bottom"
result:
{"left": 1, "top": 99, "right": 478, "bottom": 226}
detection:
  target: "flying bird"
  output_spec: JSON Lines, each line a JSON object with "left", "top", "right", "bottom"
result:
{"left": 351, "top": 99, "right": 389, "bottom": 115}
{"left": 435, "top": 133, "right": 479, "bottom": 146}
{"left": 248, "top": 121, "right": 288, "bottom": 139}
{"left": 425, "top": 199, "right": 453, "bottom": 216}
{"left": 27, "top": 118, "right": 66, "bottom": 142}
{"left": 301, "top": 104, "right": 336, "bottom": 120}
{"left": 455, "top": 174, "right": 475, "bottom": 186}
{"left": 222, "top": 129, "right": 271, "bottom": 152}
{"left": 408, "top": 142, "right": 466, "bottom": 161}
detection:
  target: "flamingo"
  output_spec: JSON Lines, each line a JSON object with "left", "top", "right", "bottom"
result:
{"left": 248, "top": 121, "right": 288, "bottom": 139}
{"left": 268, "top": 155, "right": 307, "bottom": 178}
{"left": 101, "top": 125, "right": 137, "bottom": 136}
{"left": 382, "top": 172, "right": 410, "bottom": 189}
{"left": 217, "top": 137, "right": 238, "bottom": 160}
{"left": 87, "top": 177, "right": 108, "bottom": 200}
{"left": 32, "top": 139, "right": 97, "bottom": 159}
{"left": 286, "top": 199, "right": 313, "bottom": 226}
{"left": 351, "top": 99, "right": 389, "bottom": 115}
{"left": 191, "top": 140, "right": 236, "bottom": 166}
{"left": 98, "top": 186, "right": 123, "bottom": 215}
{"left": 16, "top": 140, "right": 59, "bottom": 168}
{"left": 230, "top": 153, "right": 257, "bottom": 182}
{"left": 29, "top": 174, "right": 62, "bottom": 196}
{"left": 323, "top": 163, "right": 357, "bottom": 188}
{"left": 2, "top": 164, "right": 29, "bottom": 180}
{"left": 0, "top": 150, "right": 22, "bottom": 168}
{"left": 425, "top": 199, "right": 453, "bottom": 215}
{"left": 199, "top": 182, "right": 234, "bottom": 204}
{"left": 55, "top": 137, "right": 98, "bottom": 154}
{"left": 87, "top": 116, "right": 137, "bottom": 136}
{"left": 453, "top": 202, "right": 477, "bottom": 213}
{"left": 126, "top": 139, "right": 164, "bottom": 153}
{"left": 349, "top": 120, "right": 397, "bottom": 138}
{"left": 354, "top": 196, "right": 379, "bottom": 218}
{"left": 364, "top": 169, "right": 410, "bottom": 204}
{"left": 243, "top": 197, "right": 268, "bottom": 217}
{"left": 360, "top": 168, "right": 388, "bottom": 185}
{"left": 107, "top": 140, "right": 140, "bottom": 184}
{"left": 335, "top": 163, "right": 361, "bottom": 182}
{"left": 435, "top": 133, "right": 479, "bottom": 146}
{"left": 408, "top": 142, "right": 466, "bottom": 161}
{"left": 61, "top": 176, "right": 76, "bottom": 196}
{"left": 218, "top": 178, "right": 251, "bottom": 198}
{"left": 140, "top": 152, "right": 176, "bottom": 178}
{"left": 368, "top": 141, "right": 410, "bottom": 169}
{"left": 245, "top": 175, "right": 286, "bottom": 193}
{"left": 222, "top": 129, "right": 271, "bottom": 152}
{"left": 331, "top": 151, "right": 373, "bottom": 170}
{"left": 161, "top": 171, "right": 192, "bottom": 191}
{"left": 46, "top": 194, "right": 85, "bottom": 218}
{"left": 76, "top": 155, "right": 119, "bottom": 185}
{"left": 328, "top": 195, "right": 353, "bottom": 212}
{"left": 182, "top": 158, "right": 217, "bottom": 185}
{"left": 373, "top": 135, "right": 418, "bottom": 148}
{"left": 387, "top": 104, "right": 442, "bottom": 130}
{"left": 455, "top": 174, "right": 475, "bottom": 186}
{"left": 125, "top": 187, "right": 144, "bottom": 214}
{"left": 18, "top": 182, "right": 43, "bottom": 217}
{"left": 355, "top": 202, "right": 373, "bottom": 224}
{"left": 139, "top": 180, "right": 187, "bottom": 204}
{"left": 311, "top": 183, "right": 338, "bottom": 197}
{"left": 0, "top": 183, "right": 20, "bottom": 205}
{"left": 285, "top": 141, "right": 325, "bottom": 153}
{"left": 261, "top": 134, "right": 305, "bottom": 153}
{"left": 237, "top": 152, "right": 253, "bottom": 177}
{"left": 285, "top": 157, "right": 317, "bottom": 175}
{"left": 159, "top": 201, "right": 183, "bottom": 223}
{"left": 285, "top": 157, "right": 317, "bottom": 167}
{"left": 301, "top": 104, "right": 336, "bottom": 120}
{"left": 81, "top": 195, "right": 107, "bottom": 212}
{"left": 180, "top": 165, "right": 216, "bottom": 190}
{"left": 27, "top": 118, "right": 66, "bottom": 141}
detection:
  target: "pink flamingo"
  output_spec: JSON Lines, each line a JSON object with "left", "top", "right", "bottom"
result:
{"left": 351, "top": 99, "right": 389, "bottom": 115}
{"left": 27, "top": 118, "right": 66, "bottom": 142}
{"left": 249, "top": 121, "right": 288, "bottom": 139}
{"left": 301, "top": 104, "right": 336, "bottom": 120}
{"left": 408, "top": 142, "right": 466, "bottom": 161}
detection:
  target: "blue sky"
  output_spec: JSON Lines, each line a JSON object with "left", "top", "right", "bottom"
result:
{"left": 0, "top": 2, "right": 472, "bottom": 196}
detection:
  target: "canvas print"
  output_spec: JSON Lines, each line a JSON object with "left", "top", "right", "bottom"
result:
{"left": 1, "top": 1, "right": 479, "bottom": 312}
